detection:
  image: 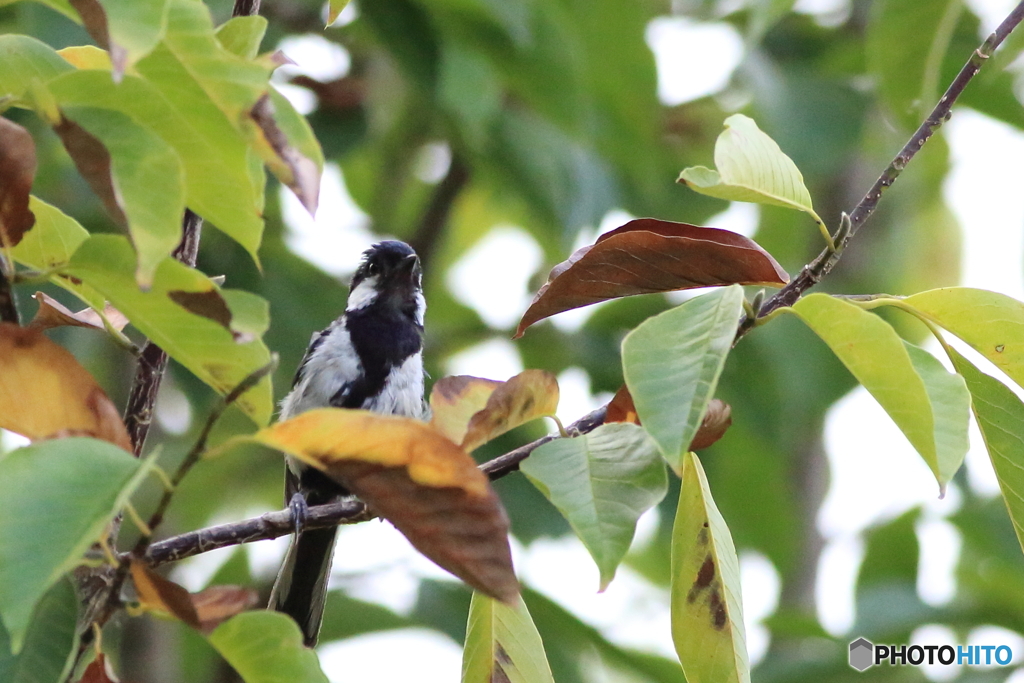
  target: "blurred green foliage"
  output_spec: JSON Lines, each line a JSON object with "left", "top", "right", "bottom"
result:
{"left": 4, "top": 0, "right": 1024, "bottom": 680}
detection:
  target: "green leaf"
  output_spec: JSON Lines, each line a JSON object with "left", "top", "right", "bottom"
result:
{"left": 678, "top": 114, "right": 820, "bottom": 225}
{"left": 521, "top": 423, "right": 668, "bottom": 590}
{"left": 9, "top": 196, "right": 103, "bottom": 309}
{"left": 788, "top": 294, "right": 957, "bottom": 489}
{"left": 462, "top": 592, "right": 555, "bottom": 683}
{"left": 208, "top": 612, "right": 328, "bottom": 683}
{"left": 89, "top": 0, "right": 170, "bottom": 71}
{"left": 904, "top": 287, "right": 1024, "bottom": 393}
{"left": 948, "top": 348, "right": 1024, "bottom": 558}
{"left": 215, "top": 15, "right": 268, "bottom": 60}
{"left": 671, "top": 452, "right": 749, "bottom": 683}
{"left": 0, "top": 0, "right": 78, "bottom": 21}
{"left": 47, "top": 68, "right": 265, "bottom": 272}
{"left": 0, "top": 578, "right": 79, "bottom": 683}
{"left": 902, "top": 341, "right": 970, "bottom": 487}
{"left": 0, "top": 438, "right": 144, "bottom": 653}
{"left": 61, "top": 105, "right": 185, "bottom": 288}
{"left": 0, "top": 35, "right": 73, "bottom": 103}
{"left": 327, "top": 0, "right": 351, "bottom": 25}
{"left": 63, "top": 235, "right": 274, "bottom": 425}
{"left": 622, "top": 285, "right": 743, "bottom": 470}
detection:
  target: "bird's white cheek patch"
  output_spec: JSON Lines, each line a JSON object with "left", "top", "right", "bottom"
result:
{"left": 346, "top": 277, "right": 379, "bottom": 311}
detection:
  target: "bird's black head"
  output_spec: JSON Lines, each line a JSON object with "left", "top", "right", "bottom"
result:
{"left": 347, "top": 240, "right": 424, "bottom": 322}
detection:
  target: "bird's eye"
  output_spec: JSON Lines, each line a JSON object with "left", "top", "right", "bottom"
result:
{"left": 366, "top": 262, "right": 378, "bottom": 276}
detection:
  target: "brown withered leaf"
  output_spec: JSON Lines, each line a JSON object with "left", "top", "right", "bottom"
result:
{"left": 515, "top": 218, "right": 789, "bottom": 337}
{"left": 250, "top": 409, "right": 519, "bottom": 603}
{"left": 81, "top": 652, "right": 119, "bottom": 683}
{"left": 0, "top": 323, "right": 132, "bottom": 452}
{"left": 192, "top": 585, "right": 259, "bottom": 634}
{"left": 0, "top": 116, "right": 37, "bottom": 248}
{"left": 429, "top": 375, "right": 503, "bottom": 445}
{"left": 248, "top": 94, "right": 319, "bottom": 214}
{"left": 461, "top": 370, "right": 560, "bottom": 452}
{"left": 130, "top": 561, "right": 202, "bottom": 629}
{"left": 53, "top": 115, "right": 128, "bottom": 227}
{"left": 29, "top": 291, "right": 129, "bottom": 333}
{"left": 68, "top": 0, "right": 127, "bottom": 77}
{"left": 690, "top": 399, "right": 732, "bottom": 450}
{"left": 605, "top": 384, "right": 640, "bottom": 425}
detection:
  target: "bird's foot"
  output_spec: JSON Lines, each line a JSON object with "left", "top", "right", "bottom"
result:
{"left": 288, "top": 493, "right": 309, "bottom": 536}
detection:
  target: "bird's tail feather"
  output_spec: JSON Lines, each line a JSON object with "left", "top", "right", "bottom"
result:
{"left": 269, "top": 526, "right": 338, "bottom": 647}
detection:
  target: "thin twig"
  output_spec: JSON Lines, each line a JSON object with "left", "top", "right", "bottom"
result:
{"left": 139, "top": 406, "right": 609, "bottom": 566}
{"left": 409, "top": 155, "right": 470, "bottom": 272}
{"left": 122, "top": 209, "right": 203, "bottom": 456}
{"left": 736, "top": 1, "right": 1024, "bottom": 340}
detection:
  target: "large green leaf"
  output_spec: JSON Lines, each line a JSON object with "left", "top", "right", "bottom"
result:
{"left": 63, "top": 235, "right": 274, "bottom": 425}
{"left": 215, "top": 15, "right": 268, "bottom": 60}
{"left": 0, "top": 0, "right": 77, "bottom": 20}
{"left": 0, "top": 35, "right": 73, "bottom": 102}
{"left": 622, "top": 285, "right": 743, "bottom": 470}
{"left": 47, "top": 67, "right": 264, "bottom": 262}
{"left": 208, "top": 612, "right": 328, "bottom": 683}
{"left": 60, "top": 105, "right": 185, "bottom": 288}
{"left": 671, "top": 452, "right": 749, "bottom": 683}
{"left": 521, "top": 423, "right": 668, "bottom": 590}
{"left": 678, "top": 115, "right": 821, "bottom": 225}
{"left": 97, "top": 0, "right": 169, "bottom": 67}
{"left": 0, "top": 438, "right": 143, "bottom": 653}
{"left": 0, "top": 578, "right": 78, "bottom": 683}
{"left": 904, "top": 287, "right": 1024, "bottom": 392}
{"left": 462, "top": 592, "right": 555, "bottom": 683}
{"left": 788, "top": 294, "right": 962, "bottom": 490}
{"left": 949, "top": 348, "right": 1024, "bottom": 558}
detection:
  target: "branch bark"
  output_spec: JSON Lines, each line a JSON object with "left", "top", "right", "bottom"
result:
{"left": 736, "top": 1, "right": 1024, "bottom": 339}
{"left": 0, "top": 266, "right": 18, "bottom": 324}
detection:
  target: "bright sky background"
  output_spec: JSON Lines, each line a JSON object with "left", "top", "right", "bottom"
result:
{"left": 3, "top": 0, "right": 1023, "bottom": 680}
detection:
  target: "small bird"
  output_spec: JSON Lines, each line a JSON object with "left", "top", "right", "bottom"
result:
{"left": 269, "top": 240, "right": 427, "bottom": 647}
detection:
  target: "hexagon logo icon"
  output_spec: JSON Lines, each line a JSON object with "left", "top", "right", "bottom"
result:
{"left": 849, "top": 637, "right": 874, "bottom": 671}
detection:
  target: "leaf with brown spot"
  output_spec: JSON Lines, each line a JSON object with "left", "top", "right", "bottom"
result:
{"left": 461, "top": 593, "right": 555, "bottom": 683}
{"left": 429, "top": 375, "right": 503, "bottom": 445}
{"left": 246, "top": 409, "right": 518, "bottom": 603}
{"left": 690, "top": 399, "right": 732, "bottom": 450}
{"left": 0, "top": 116, "right": 37, "bottom": 249}
{"left": 68, "top": 0, "right": 168, "bottom": 80}
{"left": 515, "top": 219, "right": 788, "bottom": 337}
{"left": 192, "top": 585, "right": 260, "bottom": 634}
{"left": 169, "top": 290, "right": 232, "bottom": 331}
{"left": 671, "top": 452, "right": 749, "bottom": 683}
{"left": 461, "top": 370, "right": 559, "bottom": 452}
{"left": 53, "top": 114, "right": 127, "bottom": 227}
{"left": 29, "top": 291, "right": 129, "bottom": 333}
{"left": 0, "top": 323, "right": 132, "bottom": 452}
{"left": 130, "top": 561, "right": 201, "bottom": 629}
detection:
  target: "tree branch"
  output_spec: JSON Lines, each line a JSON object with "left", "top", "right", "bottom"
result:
{"left": 737, "top": 1, "right": 1024, "bottom": 339}
{"left": 409, "top": 155, "right": 470, "bottom": 272}
{"left": 0, "top": 266, "right": 18, "bottom": 324}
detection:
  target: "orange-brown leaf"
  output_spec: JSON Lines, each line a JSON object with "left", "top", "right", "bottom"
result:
{"left": 192, "top": 585, "right": 259, "bottom": 634}
{"left": 0, "top": 323, "right": 132, "bottom": 452}
{"left": 250, "top": 409, "right": 519, "bottom": 602}
{"left": 606, "top": 384, "right": 640, "bottom": 425}
{"left": 515, "top": 218, "right": 788, "bottom": 337}
{"left": 0, "top": 116, "right": 37, "bottom": 249}
{"left": 429, "top": 375, "right": 503, "bottom": 445}
{"left": 461, "top": 370, "right": 560, "bottom": 452}
{"left": 29, "top": 292, "right": 129, "bottom": 333}
{"left": 130, "top": 561, "right": 201, "bottom": 629}
{"left": 81, "top": 652, "right": 119, "bottom": 683}
{"left": 690, "top": 399, "right": 732, "bottom": 450}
